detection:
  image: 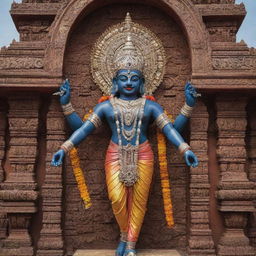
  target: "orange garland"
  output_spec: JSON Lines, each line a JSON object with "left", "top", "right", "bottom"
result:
{"left": 68, "top": 110, "right": 93, "bottom": 209}
{"left": 156, "top": 111, "right": 175, "bottom": 228}
{"left": 69, "top": 147, "right": 92, "bottom": 209}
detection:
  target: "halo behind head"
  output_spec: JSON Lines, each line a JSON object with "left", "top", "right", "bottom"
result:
{"left": 91, "top": 12, "right": 166, "bottom": 95}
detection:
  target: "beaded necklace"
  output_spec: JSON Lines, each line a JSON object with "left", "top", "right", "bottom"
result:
{"left": 110, "top": 96, "right": 146, "bottom": 186}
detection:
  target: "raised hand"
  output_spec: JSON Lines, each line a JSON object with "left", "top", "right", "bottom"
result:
{"left": 184, "top": 82, "right": 198, "bottom": 107}
{"left": 59, "top": 79, "right": 71, "bottom": 105}
{"left": 184, "top": 150, "right": 199, "bottom": 168}
{"left": 51, "top": 149, "right": 65, "bottom": 166}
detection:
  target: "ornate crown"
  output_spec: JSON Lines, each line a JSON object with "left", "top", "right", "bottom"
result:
{"left": 113, "top": 34, "right": 144, "bottom": 74}
{"left": 91, "top": 13, "right": 166, "bottom": 95}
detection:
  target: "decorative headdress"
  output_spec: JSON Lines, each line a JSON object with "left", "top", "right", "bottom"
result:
{"left": 91, "top": 13, "right": 166, "bottom": 95}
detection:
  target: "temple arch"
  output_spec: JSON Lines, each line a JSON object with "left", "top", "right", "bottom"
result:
{"left": 44, "top": 0, "right": 211, "bottom": 76}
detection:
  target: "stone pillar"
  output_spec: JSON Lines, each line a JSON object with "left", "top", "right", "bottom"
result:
{"left": 188, "top": 100, "right": 215, "bottom": 255}
{"left": 0, "top": 95, "right": 39, "bottom": 256}
{"left": 247, "top": 99, "right": 256, "bottom": 248}
{"left": 37, "top": 98, "right": 64, "bottom": 256}
{"left": 216, "top": 96, "right": 256, "bottom": 256}
{"left": 0, "top": 100, "right": 7, "bottom": 241}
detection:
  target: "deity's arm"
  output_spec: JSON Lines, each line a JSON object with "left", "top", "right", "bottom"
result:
{"left": 149, "top": 100, "right": 198, "bottom": 167}
{"left": 173, "top": 82, "right": 198, "bottom": 133}
{"left": 51, "top": 102, "right": 105, "bottom": 166}
{"left": 58, "top": 79, "right": 84, "bottom": 131}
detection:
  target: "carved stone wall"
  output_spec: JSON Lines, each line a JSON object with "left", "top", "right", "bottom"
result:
{"left": 0, "top": 0, "right": 256, "bottom": 255}
{"left": 63, "top": 4, "right": 191, "bottom": 254}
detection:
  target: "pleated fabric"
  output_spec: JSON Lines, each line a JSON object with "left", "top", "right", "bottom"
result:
{"left": 105, "top": 140, "right": 154, "bottom": 242}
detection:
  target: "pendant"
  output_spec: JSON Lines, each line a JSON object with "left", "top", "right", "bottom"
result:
{"left": 118, "top": 144, "right": 139, "bottom": 187}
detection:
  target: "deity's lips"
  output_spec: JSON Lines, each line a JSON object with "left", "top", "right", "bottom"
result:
{"left": 125, "top": 87, "right": 133, "bottom": 91}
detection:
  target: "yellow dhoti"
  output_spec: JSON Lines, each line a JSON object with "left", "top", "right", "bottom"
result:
{"left": 105, "top": 140, "right": 154, "bottom": 242}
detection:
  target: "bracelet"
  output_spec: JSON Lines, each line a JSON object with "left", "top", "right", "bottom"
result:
{"left": 61, "top": 102, "right": 75, "bottom": 116}
{"left": 155, "top": 113, "right": 170, "bottom": 130}
{"left": 180, "top": 103, "right": 193, "bottom": 118}
{"left": 87, "top": 112, "right": 102, "bottom": 128}
{"left": 60, "top": 140, "right": 74, "bottom": 153}
{"left": 178, "top": 142, "right": 191, "bottom": 154}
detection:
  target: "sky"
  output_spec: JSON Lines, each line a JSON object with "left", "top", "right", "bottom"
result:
{"left": 0, "top": 0, "right": 255, "bottom": 48}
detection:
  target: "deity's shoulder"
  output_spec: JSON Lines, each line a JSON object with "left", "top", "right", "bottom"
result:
{"left": 145, "top": 99, "right": 164, "bottom": 113}
{"left": 93, "top": 99, "right": 112, "bottom": 117}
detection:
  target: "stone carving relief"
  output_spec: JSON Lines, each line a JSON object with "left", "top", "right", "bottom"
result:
{"left": 213, "top": 57, "right": 256, "bottom": 70}
{"left": 0, "top": 57, "right": 44, "bottom": 70}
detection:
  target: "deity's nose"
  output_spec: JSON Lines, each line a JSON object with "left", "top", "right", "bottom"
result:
{"left": 126, "top": 78, "right": 132, "bottom": 86}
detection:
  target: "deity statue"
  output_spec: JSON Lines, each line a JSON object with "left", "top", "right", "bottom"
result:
{"left": 51, "top": 13, "right": 199, "bottom": 256}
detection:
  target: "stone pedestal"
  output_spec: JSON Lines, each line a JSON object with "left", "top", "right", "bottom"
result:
{"left": 74, "top": 249, "right": 182, "bottom": 256}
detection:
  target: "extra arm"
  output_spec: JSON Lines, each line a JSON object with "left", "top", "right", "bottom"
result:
{"left": 173, "top": 82, "right": 198, "bottom": 133}
{"left": 58, "top": 79, "right": 84, "bottom": 131}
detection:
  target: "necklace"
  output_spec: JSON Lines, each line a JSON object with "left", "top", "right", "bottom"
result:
{"left": 110, "top": 96, "right": 146, "bottom": 186}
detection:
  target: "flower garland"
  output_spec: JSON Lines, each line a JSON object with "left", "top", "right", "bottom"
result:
{"left": 68, "top": 110, "right": 93, "bottom": 209}
{"left": 156, "top": 111, "right": 174, "bottom": 228}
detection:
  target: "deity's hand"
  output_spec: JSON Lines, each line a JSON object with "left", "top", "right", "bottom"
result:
{"left": 51, "top": 149, "right": 65, "bottom": 166}
{"left": 59, "top": 79, "right": 71, "bottom": 105}
{"left": 184, "top": 150, "right": 198, "bottom": 168}
{"left": 184, "top": 82, "right": 198, "bottom": 107}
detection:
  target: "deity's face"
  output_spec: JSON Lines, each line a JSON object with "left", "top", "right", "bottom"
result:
{"left": 113, "top": 69, "right": 144, "bottom": 97}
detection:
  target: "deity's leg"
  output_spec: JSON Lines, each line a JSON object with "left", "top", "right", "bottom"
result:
{"left": 125, "top": 141, "right": 154, "bottom": 255}
{"left": 105, "top": 142, "right": 129, "bottom": 255}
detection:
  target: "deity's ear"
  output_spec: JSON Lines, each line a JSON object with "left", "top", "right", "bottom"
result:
{"left": 139, "top": 77, "right": 145, "bottom": 96}
{"left": 111, "top": 77, "right": 118, "bottom": 95}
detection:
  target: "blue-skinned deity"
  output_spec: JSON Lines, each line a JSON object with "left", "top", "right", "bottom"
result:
{"left": 51, "top": 13, "right": 199, "bottom": 256}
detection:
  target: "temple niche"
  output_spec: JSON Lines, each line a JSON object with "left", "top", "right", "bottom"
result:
{"left": 0, "top": 0, "right": 256, "bottom": 256}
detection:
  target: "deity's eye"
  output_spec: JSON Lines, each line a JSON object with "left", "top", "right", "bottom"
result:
{"left": 131, "top": 75, "right": 139, "bottom": 81}
{"left": 118, "top": 75, "right": 128, "bottom": 82}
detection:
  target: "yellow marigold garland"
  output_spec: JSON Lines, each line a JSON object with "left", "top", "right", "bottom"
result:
{"left": 68, "top": 110, "right": 93, "bottom": 209}
{"left": 156, "top": 111, "right": 174, "bottom": 228}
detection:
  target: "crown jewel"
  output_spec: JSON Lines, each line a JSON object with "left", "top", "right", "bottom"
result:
{"left": 113, "top": 33, "right": 144, "bottom": 74}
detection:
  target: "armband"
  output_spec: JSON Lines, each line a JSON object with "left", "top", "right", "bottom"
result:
{"left": 178, "top": 142, "right": 191, "bottom": 154}
{"left": 62, "top": 102, "right": 75, "bottom": 116}
{"left": 180, "top": 103, "right": 193, "bottom": 118}
{"left": 87, "top": 112, "right": 102, "bottom": 128}
{"left": 60, "top": 140, "right": 74, "bottom": 153}
{"left": 155, "top": 113, "right": 170, "bottom": 130}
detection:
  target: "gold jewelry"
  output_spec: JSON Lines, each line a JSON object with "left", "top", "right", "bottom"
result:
{"left": 180, "top": 103, "right": 193, "bottom": 118}
{"left": 126, "top": 241, "right": 136, "bottom": 250}
{"left": 120, "top": 232, "right": 128, "bottom": 242}
{"left": 110, "top": 97, "right": 146, "bottom": 187}
{"left": 178, "top": 142, "right": 191, "bottom": 154}
{"left": 155, "top": 113, "right": 170, "bottom": 130}
{"left": 87, "top": 112, "right": 102, "bottom": 128}
{"left": 60, "top": 140, "right": 74, "bottom": 153}
{"left": 62, "top": 102, "right": 75, "bottom": 116}
{"left": 91, "top": 12, "right": 166, "bottom": 95}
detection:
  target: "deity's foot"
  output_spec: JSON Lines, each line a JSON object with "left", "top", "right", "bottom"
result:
{"left": 124, "top": 249, "right": 137, "bottom": 256}
{"left": 115, "top": 241, "right": 127, "bottom": 256}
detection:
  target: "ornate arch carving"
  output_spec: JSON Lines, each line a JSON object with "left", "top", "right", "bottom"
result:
{"left": 44, "top": 0, "right": 211, "bottom": 78}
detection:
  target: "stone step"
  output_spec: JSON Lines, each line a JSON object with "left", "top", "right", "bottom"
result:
{"left": 74, "top": 249, "right": 182, "bottom": 256}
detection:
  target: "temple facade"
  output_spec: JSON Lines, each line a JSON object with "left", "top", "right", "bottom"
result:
{"left": 0, "top": 0, "right": 256, "bottom": 255}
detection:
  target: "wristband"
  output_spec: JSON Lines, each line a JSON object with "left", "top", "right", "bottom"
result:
{"left": 60, "top": 140, "right": 74, "bottom": 153}
{"left": 180, "top": 103, "right": 193, "bottom": 118}
{"left": 178, "top": 142, "right": 191, "bottom": 154}
{"left": 62, "top": 102, "right": 75, "bottom": 116}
